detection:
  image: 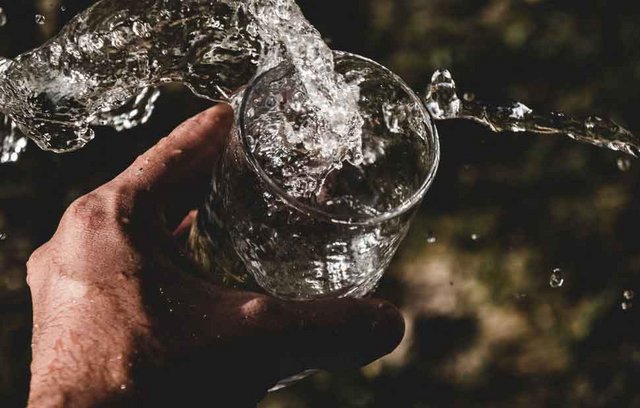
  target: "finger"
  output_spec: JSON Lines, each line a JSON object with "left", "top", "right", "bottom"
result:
{"left": 112, "top": 103, "right": 233, "bottom": 223}
{"left": 173, "top": 210, "right": 198, "bottom": 240}
{"left": 283, "top": 298, "right": 405, "bottom": 372}
{"left": 237, "top": 296, "right": 405, "bottom": 376}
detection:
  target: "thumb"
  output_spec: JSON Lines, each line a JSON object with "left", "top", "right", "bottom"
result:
{"left": 275, "top": 298, "right": 405, "bottom": 375}
{"left": 113, "top": 103, "right": 234, "bottom": 224}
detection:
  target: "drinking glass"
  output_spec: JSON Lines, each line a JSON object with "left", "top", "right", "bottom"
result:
{"left": 189, "top": 51, "right": 440, "bottom": 301}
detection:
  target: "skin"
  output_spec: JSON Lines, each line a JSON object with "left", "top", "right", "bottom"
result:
{"left": 26, "top": 104, "right": 405, "bottom": 407}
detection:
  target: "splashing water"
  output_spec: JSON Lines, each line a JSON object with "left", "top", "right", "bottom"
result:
{"left": 1, "top": 1, "right": 637, "bottom": 201}
{"left": 425, "top": 69, "right": 640, "bottom": 158}
{"left": 0, "top": 0, "right": 363, "bottom": 199}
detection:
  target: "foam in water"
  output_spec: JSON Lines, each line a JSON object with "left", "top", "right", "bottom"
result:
{"left": 0, "top": 0, "right": 363, "bottom": 198}
{"left": 425, "top": 69, "right": 640, "bottom": 158}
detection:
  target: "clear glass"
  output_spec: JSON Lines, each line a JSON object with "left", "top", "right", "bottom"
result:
{"left": 189, "top": 52, "right": 440, "bottom": 301}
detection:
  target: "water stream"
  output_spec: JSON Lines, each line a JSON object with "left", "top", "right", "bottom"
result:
{"left": 0, "top": 0, "right": 638, "bottom": 176}
{"left": 0, "top": 0, "right": 363, "bottom": 200}
{"left": 425, "top": 69, "right": 640, "bottom": 158}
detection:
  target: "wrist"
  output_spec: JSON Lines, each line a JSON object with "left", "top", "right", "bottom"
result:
{"left": 28, "top": 331, "right": 137, "bottom": 407}
{"left": 28, "top": 298, "right": 152, "bottom": 407}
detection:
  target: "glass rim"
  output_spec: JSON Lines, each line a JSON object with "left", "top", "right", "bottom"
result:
{"left": 237, "top": 51, "right": 440, "bottom": 226}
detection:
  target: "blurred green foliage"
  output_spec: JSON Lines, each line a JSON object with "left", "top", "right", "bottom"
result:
{"left": 2, "top": 0, "right": 640, "bottom": 407}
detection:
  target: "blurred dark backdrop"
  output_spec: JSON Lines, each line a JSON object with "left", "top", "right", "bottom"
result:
{"left": 2, "top": 1, "right": 640, "bottom": 407}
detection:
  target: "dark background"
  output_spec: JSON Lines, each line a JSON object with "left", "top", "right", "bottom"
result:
{"left": 2, "top": 0, "right": 640, "bottom": 407}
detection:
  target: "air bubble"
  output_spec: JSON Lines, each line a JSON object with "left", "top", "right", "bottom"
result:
{"left": 624, "top": 290, "right": 635, "bottom": 300}
{"left": 426, "top": 232, "right": 437, "bottom": 244}
{"left": 35, "top": 14, "right": 46, "bottom": 25}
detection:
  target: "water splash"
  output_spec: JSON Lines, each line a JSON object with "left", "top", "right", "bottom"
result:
{"left": 0, "top": 0, "right": 363, "bottom": 198}
{"left": 425, "top": 69, "right": 640, "bottom": 158}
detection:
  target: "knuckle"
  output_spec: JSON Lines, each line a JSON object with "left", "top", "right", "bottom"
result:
{"left": 26, "top": 242, "right": 51, "bottom": 270}
{"left": 64, "top": 192, "right": 110, "bottom": 228}
{"left": 62, "top": 186, "right": 133, "bottom": 232}
{"left": 241, "top": 296, "right": 282, "bottom": 320}
{"left": 26, "top": 242, "right": 59, "bottom": 291}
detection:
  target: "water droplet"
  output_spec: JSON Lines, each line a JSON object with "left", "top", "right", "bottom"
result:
{"left": 132, "top": 21, "right": 150, "bottom": 38}
{"left": 425, "top": 69, "right": 461, "bottom": 119}
{"left": 60, "top": 5, "right": 67, "bottom": 12}
{"left": 470, "top": 233, "right": 480, "bottom": 241}
{"left": 617, "top": 157, "right": 632, "bottom": 172}
{"left": 35, "top": 14, "right": 46, "bottom": 25}
{"left": 549, "top": 268, "right": 564, "bottom": 288}
{"left": 463, "top": 92, "right": 475, "bottom": 102}
{"left": 624, "top": 290, "right": 635, "bottom": 300}
{"left": 508, "top": 102, "right": 532, "bottom": 120}
{"left": 0, "top": 8, "right": 7, "bottom": 27}
{"left": 622, "top": 302, "right": 632, "bottom": 311}
{"left": 426, "top": 231, "right": 437, "bottom": 244}
{"left": 265, "top": 96, "right": 276, "bottom": 108}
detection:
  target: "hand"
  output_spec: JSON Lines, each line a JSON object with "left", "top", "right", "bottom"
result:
{"left": 26, "top": 104, "right": 405, "bottom": 407}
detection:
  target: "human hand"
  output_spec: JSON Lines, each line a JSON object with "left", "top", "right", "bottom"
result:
{"left": 26, "top": 104, "right": 404, "bottom": 407}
